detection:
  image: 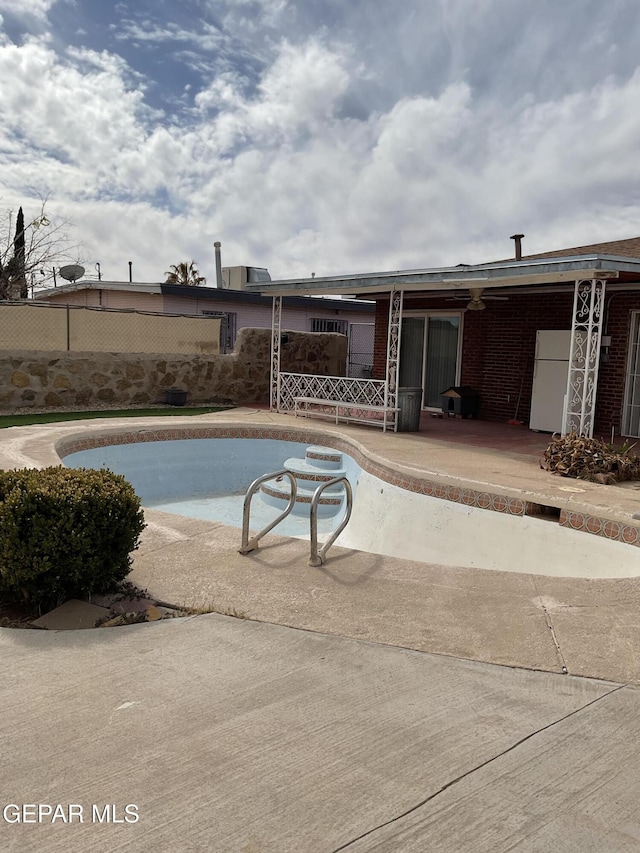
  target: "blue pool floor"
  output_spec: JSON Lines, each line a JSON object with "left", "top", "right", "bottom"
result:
{"left": 147, "top": 493, "right": 339, "bottom": 539}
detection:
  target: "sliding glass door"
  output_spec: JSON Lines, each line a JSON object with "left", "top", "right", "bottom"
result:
{"left": 623, "top": 311, "right": 640, "bottom": 436}
{"left": 399, "top": 314, "right": 461, "bottom": 408}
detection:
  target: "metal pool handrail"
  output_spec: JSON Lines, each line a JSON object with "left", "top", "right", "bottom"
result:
{"left": 239, "top": 470, "right": 298, "bottom": 554}
{"left": 309, "top": 476, "right": 353, "bottom": 567}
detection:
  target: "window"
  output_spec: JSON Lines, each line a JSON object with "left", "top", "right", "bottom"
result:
{"left": 311, "top": 318, "right": 348, "bottom": 335}
{"left": 202, "top": 311, "right": 237, "bottom": 353}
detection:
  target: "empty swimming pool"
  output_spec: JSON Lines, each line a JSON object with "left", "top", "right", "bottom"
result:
{"left": 63, "top": 438, "right": 360, "bottom": 539}
{"left": 62, "top": 433, "right": 640, "bottom": 578}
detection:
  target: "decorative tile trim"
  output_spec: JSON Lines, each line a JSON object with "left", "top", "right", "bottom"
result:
{"left": 287, "top": 471, "right": 344, "bottom": 483}
{"left": 260, "top": 484, "right": 341, "bottom": 506}
{"left": 306, "top": 449, "right": 342, "bottom": 463}
{"left": 55, "top": 425, "right": 640, "bottom": 550}
{"left": 559, "top": 509, "right": 638, "bottom": 545}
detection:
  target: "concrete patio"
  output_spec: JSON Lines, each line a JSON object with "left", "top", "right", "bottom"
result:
{"left": 2, "top": 408, "right": 640, "bottom": 851}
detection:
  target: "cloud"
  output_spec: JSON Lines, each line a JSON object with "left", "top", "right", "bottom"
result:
{"left": 112, "top": 17, "right": 225, "bottom": 52}
{"left": 0, "top": 0, "right": 58, "bottom": 24}
{"left": 2, "top": 1, "right": 640, "bottom": 286}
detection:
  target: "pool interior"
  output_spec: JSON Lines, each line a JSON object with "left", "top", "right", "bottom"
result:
{"left": 63, "top": 438, "right": 359, "bottom": 539}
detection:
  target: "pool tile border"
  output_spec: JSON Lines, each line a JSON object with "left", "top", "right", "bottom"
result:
{"left": 56, "top": 425, "right": 640, "bottom": 551}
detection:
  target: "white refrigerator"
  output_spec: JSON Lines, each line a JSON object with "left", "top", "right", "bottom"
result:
{"left": 529, "top": 330, "right": 571, "bottom": 432}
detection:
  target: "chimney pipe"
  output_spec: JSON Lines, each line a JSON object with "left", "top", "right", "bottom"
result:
{"left": 128, "top": 261, "right": 133, "bottom": 283}
{"left": 510, "top": 233, "right": 524, "bottom": 260}
{"left": 214, "top": 241, "right": 222, "bottom": 288}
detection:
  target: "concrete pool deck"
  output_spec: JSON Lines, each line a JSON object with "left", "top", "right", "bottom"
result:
{"left": 2, "top": 408, "right": 640, "bottom": 850}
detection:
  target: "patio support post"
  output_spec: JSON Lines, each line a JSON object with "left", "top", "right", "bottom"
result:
{"left": 385, "top": 289, "right": 404, "bottom": 432}
{"left": 270, "top": 295, "right": 282, "bottom": 412}
{"left": 562, "top": 278, "right": 606, "bottom": 437}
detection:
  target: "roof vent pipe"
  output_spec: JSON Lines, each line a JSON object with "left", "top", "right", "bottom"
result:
{"left": 510, "top": 233, "right": 524, "bottom": 260}
{"left": 214, "top": 242, "right": 222, "bottom": 288}
{"left": 128, "top": 260, "right": 133, "bottom": 282}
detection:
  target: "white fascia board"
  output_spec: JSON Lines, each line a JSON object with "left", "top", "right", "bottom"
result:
{"left": 39, "top": 281, "right": 164, "bottom": 298}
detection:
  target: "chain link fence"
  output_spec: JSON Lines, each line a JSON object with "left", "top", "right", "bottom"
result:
{"left": 0, "top": 300, "right": 222, "bottom": 356}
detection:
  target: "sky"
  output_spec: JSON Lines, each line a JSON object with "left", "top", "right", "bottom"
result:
{"left": 1, "top": 0, "right": 640, "bottom": 289}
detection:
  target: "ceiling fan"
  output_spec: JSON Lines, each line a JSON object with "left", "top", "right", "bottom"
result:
{"left": 446, "top": 287, "right": 509, "bottom": 311}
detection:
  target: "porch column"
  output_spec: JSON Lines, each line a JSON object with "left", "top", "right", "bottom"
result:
{"left": 385, "top": 289, "right": 404, "bottom": 431}
{"left": 270, "top": 295, "right": 282, "bottom": 412}
{"left": 562, "top": 279, "right": 606, "bottom": 437}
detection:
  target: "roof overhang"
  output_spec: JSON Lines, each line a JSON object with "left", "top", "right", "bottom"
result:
{"left": 246, "top": 255, "right": 640, "bottom": 297}
{"left": 38, "top": 281, "right": 165, "bottom": 298}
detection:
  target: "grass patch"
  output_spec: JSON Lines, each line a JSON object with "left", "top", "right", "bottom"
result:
{"left": 0, "top": 406, "right": 229, "bottom": 429}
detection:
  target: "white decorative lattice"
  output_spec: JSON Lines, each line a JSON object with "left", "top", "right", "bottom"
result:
{"left": 278, "top": 372, "right": 387, "bottom": 412}
{"left": 270, "top": 296, "right": 282, "bottom": 411}
{"left": 385, "top": 290, "right": 403, "bottom": 431}
{"left": 563, "top": 279, "right": 606, "bottom": 437}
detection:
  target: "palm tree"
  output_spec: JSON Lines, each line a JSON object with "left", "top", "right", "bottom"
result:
{"left": 165, "top": 261, "right": 206, "bottom": 287}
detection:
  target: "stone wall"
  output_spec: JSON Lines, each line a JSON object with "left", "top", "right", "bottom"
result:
{"left": 0, "top": 328, "right": 347, "bottom": 410}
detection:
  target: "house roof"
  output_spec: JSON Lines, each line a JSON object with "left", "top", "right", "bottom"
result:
{"left": 245, "top": 237, "right": 640, "bottom": 298}
{"left": 520, "top": 235, "right": 640, "bottom": 261}
{"left": 37, "top": 280, "right": 375, "bottom": 314}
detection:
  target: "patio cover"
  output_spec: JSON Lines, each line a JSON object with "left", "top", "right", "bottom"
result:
{"left": 246, "top": 252, "right": 640, "bottom": 436}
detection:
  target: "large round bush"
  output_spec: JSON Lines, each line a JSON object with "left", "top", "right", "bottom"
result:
{"left": 0, "top": 466, "right": 146, "bottom": 609}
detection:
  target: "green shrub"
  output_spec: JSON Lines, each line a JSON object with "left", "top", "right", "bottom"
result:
{"left": 0, "top": 467, "right": 146, "bottom": 609}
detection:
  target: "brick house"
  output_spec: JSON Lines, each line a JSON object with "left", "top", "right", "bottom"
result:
{"left": 247, "top": 237, "right": 640, "bottom": 438}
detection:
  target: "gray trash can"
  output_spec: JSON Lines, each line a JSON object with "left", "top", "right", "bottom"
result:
{"left": 397, "top": 387, "right": 423, "bottom": 432}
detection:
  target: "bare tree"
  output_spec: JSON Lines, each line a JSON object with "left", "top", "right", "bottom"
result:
{"left": 165, "top": 261, "right": 206, "bottom": 287}
{"left": 0, "top": 197, "right": 82, "bottom": 299}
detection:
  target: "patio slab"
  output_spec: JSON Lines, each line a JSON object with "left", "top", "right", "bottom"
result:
{"left": 128, "top": 507, "right": 640, "bottom": 685}
{"left": 0, "top": 613, "right": 626, "bottom": 853}
{"left": 31, "top": 600, "right": 111, "bottom": 631}
{"left": 131, "top": 511, "right": 565, "bottom": 674}
{"left": 344, "top": 681, "right": 640, "bottom": 853}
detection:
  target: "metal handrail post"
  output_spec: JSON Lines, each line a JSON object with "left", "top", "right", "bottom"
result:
{"left": 239, "top": 470, "right": 298, "bottom": 554}
{"left": 309, "top": 477, "right": 353, "bottom": 567}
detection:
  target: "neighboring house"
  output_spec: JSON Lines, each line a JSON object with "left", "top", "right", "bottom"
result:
{"left": 38, "top": 267, "right": 376, "bottom": 376}
{"left": 246, "top": 236, "right": 640, "bottom": 439}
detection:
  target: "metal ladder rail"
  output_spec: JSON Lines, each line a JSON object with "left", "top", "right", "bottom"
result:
{"left": 239, "top": 470, "right": 298, "bottom": 554}
{"left": 309, "top": 477, "right": 353, "bottom": 567}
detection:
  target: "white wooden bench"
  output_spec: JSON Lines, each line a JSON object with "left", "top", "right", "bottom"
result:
{"left": 293, "top": 396, "right": 398, "bottom": 431}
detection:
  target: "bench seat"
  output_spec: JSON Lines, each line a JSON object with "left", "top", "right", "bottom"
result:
{"left": 293, "top": 396, "right": 398, "bottom": 431}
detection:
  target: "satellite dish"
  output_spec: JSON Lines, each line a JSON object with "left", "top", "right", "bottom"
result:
{"left": 59, "top": 264, "right": 85, "bottom": 283}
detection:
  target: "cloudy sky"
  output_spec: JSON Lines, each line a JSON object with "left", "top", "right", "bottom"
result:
{"left": 1, "top": 0, "right": 640, "bottom": 288}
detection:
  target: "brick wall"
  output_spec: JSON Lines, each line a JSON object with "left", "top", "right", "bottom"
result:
{"left": 458, "top": 293, "right": 573, "bottom": 423}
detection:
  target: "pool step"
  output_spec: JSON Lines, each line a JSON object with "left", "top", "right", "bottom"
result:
{"left": 304, "top": 445, "right": 344, "bottom": 471}
{"left": 282, "top": 457, "right": 347, "bottom": 492}
{"left": 257, "top": 445, "right": 348, "bottom": 518}
{"left": 260, "top": 477, "right": 344, "bottom": 517}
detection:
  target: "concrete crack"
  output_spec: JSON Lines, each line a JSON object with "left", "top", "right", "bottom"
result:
{"left": 536, "top": 596, "right": 569, "bottom": 674}
{"left": 531, "top": 581, "right": 569, "bottom": 675}
{"left": 329, "top": 683, "right": 626, "bottom": 853}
